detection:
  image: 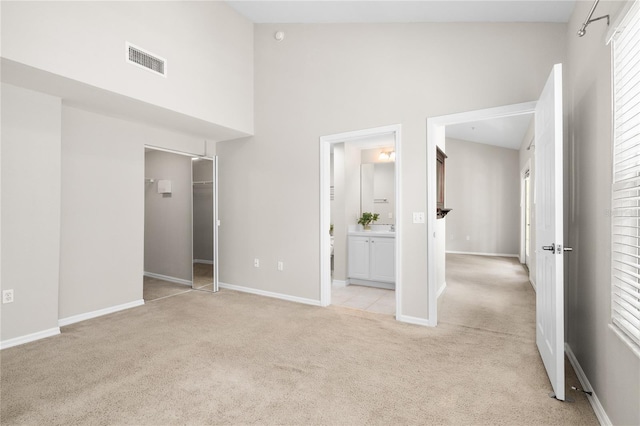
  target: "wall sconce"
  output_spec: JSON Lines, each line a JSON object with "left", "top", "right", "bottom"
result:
{"left": 379, "top": 151, "right": 396, "bottom": 161}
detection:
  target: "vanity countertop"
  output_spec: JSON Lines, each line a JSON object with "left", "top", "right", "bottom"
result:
{"left": 348, "top": 231, "right": 395, "bottom": 237}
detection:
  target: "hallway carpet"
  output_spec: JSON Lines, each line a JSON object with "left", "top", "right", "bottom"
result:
{"left": 1, "top": 255, "right": 597, "bottom": 425}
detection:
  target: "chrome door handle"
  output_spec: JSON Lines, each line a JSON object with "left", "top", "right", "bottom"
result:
{"left": 542, "top": 244, "right": 555, "bottom": 251}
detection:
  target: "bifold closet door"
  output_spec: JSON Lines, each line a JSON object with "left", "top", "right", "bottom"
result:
{"left": 191, "top": 156, "right": 218, "bottom": 292}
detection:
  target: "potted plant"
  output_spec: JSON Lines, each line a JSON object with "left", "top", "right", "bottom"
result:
{"left": 358, "top": 212, "right": 380, "bottom": 230}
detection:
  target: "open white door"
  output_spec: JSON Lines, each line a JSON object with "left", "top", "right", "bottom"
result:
{"left": 534, "top": 63, "right": 565, "bottom": 401}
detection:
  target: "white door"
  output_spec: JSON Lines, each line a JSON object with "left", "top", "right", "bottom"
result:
{"left": 534, "top": 63, "right": 565, "bottom": 401}
{"left": 348, "top": 236, "right": 370, "bottom": 280}
{"left": 370, "top": 237, "right": 395, "bottom": 282}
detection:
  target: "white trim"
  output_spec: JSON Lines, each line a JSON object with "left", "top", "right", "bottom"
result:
{"left": 193, "top": 259, "right": 214, "bottom": 265}
{"left": 437, "top": 281, "right": 447, "bottom": 298}
{"left": 144, "top": 271, "right": 192, "bottom": 286}
{"left": 144, "top": 144, "right": 209, "bottom": 159}
{"left": 609, "top": 324, "right": 640, "bottom": 359}
{"left": 348, "top": 279, "right": 395, "bottom": 290}
{"left": 319, "top": 124, "right": 402, "bottom": 320}
{"left": 427, "top": 102, "right": 537, "bottom": 327}
{"left": 332, "top": 280, "right": 348, "bottom": 288}
{"left": 530, "top": 278, "right": 537, "bottom": 292}
{"left": 0, "top": 327, "right": 60, "bottom": 350}
{"left": 219, "top": 282, "right": 322, "bottom": 307}
{"left": 606, "top": 0, "right": 639, "bottom": 44}
{"left": 58, "top": 299, "right": 145, "bottom": 327}
{"left": 445, "top": 250, "right": 519, "bottom": 258}
{"left": 520, "top": 160, "right": 532, "bottom": 265}
{"left": 396, "top": 314, "right": 432, "bottom": 327}
{"left": 565, "top": 343, "right": 612, "bottom": 426}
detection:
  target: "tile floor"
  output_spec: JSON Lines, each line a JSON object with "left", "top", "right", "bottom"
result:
{"left": 331, "top": 283, "right": 395, "bottom": 315}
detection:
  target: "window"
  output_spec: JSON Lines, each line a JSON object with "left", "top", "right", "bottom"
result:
{"left": 611, "top": 0, "right": 640, "bottom": 350}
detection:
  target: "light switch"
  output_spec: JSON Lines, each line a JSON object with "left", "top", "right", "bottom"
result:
{"left": 413, "top": 212, "right": 425, "bottom": 223}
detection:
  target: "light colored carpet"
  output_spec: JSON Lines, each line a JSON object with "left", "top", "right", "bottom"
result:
{"left": 1, "top": 254, "right": 598, "bottom": 425}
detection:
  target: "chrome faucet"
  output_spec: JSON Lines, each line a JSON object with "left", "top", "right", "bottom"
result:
{"left": 390, "top": 224, "right": 395, "bottom": 232}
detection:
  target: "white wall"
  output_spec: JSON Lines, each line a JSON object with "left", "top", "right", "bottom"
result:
{"left": 445, "top": 138, "right": 520, "bottom": 256}
{"left": 1, "top": 1, "right": 254, "bottom": 135}
{"left": 59, "top": 106, "right": 207, "bottom": 320}
{"left": 565, "top": 1, "right": 640, "bottom": 424}
{"left": 217, "top": 22, "right": 566, "bottom": 318}
{"left": 144, "top": 150, "right": 193, "bottom": 282}
{"left": 1, "top": 84, "right": 61, "bottom": 342}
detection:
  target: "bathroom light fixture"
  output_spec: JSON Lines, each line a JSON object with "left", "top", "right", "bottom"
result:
{"left": 379, "top": 151, "right": 395, "bottom": 161}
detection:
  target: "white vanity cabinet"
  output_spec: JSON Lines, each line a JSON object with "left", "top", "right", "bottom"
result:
{"left": 348, "top": 233, "right": 395, "bottom": 288}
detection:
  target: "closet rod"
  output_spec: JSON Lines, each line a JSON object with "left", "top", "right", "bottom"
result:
{"left": 577, "top": 0, "right": 609, "bottom": 37}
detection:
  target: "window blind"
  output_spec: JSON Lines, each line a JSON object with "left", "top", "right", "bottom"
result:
{"left": 612, "top": 0, "right": 640, "bottom": 349}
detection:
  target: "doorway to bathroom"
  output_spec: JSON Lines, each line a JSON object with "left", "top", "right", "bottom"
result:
{"left": 319, "top": 125, "right": 402, "bottom": 318}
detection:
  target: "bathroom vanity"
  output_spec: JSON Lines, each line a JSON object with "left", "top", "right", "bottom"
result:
{"left": 347, "top": 230, "right": 395, "bottom": 289}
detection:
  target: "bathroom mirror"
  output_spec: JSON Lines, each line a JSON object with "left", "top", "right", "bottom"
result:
{"left": 360, "top": 162, "right": 395, "bottom": 225}
{"left": 192, "top": 157, "right": 218, "bottom": 292}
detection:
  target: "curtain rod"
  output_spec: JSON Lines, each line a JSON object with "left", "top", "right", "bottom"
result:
{"left": 577, "top": 0, "right": 610, "bottom": 37}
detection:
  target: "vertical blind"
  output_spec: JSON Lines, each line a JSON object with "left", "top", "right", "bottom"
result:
{"left": 612, "top": 0, "right": 640, "bottom": 349}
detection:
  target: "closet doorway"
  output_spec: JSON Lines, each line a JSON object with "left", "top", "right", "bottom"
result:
{"left": 143, "top": 146, "right": 219, "bottom": 302}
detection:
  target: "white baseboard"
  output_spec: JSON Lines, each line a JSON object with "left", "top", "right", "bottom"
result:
{"left": 193, "top": 259, "right": 214, "bottom": 265}
{"left": 0, "top": 327, "right": 60, "bottom": 350}
{"left": 446, "top": 250, "right": 519, "bottom": 258}
{"left": 144, "top": 271, "right": 191, "bottom": 286}
{"left": 396, "top": 314, "right": 435, "bottom": 327}
{"left": 332, "top": 280, "right": 348, "bottom": 287}
{"left": 348, "top": 278, "right": 395, "bottom": 290}
{"left": 437, "top": 281, "right": 447, "bottom": 298}
{"left": 58, "top": 299, "right": 145, "bottom": 327}
{"left": 565, "top": 343, "right": 611, "bottom": 426}
{"left": 218, "top": 282, "right": 321, "bottom": 307}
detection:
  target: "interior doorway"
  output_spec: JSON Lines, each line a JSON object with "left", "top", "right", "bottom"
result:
{"left": 426, "top": 102, "right": 537, "bottom": 326}
{"left": 319, "top": 124, "right": 402, "bottom": 318}
{"left": 143, "top": 145, "right": 219, "bottom": 302}
{"left": 428, "top": 64, "right": 566, "bottom": 401}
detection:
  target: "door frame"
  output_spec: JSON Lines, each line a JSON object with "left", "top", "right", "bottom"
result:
{"left": 143, "top": 144, "right": 218, "bottom": 291}
{"left": 426, "top": 102, "right": 536, "bottom": 326}
{"left": 319, "top": 124, "right": 402, "bottom": 318}
{"left": 520, "top": 159, "right": 532, "bottom": 266}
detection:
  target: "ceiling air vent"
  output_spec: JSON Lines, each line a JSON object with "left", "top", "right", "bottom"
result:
{"left": 126, "top": 42, "right": 166, "bottom": 77}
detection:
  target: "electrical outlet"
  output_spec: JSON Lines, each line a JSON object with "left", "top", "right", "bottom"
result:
{"left": 2, "top": 289, "right": 14, "bottom": 304}
{"left": 254, "top": 258, "right": 260, "bottom": 268}
{"left": 277, "top": 261, "right": 284, "bottom": 271}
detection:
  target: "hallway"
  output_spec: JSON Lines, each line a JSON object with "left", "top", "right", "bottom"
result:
{"left": 440, "top": 253, "right": 596, "bottom": 419}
